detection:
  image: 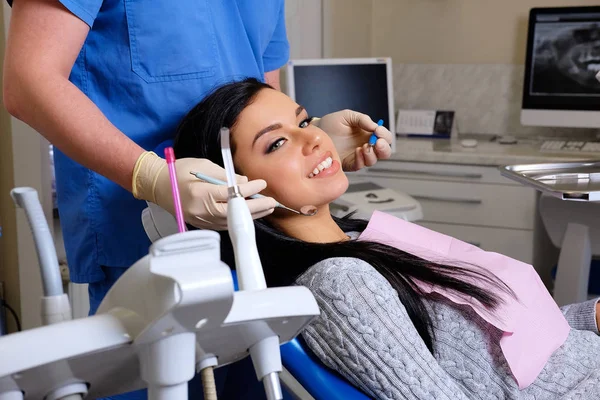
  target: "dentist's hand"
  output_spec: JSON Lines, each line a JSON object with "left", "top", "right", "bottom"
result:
{"left": 313, "top": 110, "right": 394, "bottom": 171}
{"left": 132, "top": 152, "right": 277, "bottom": 230}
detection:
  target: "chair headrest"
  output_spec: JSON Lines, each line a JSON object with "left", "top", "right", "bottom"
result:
{"left": 141, "top": 202, "right": 179, "bottom": 243}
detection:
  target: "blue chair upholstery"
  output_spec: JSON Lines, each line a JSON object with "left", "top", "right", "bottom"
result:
{"left": 280, "top": 337, "right": 371, "bottom": 400}
{"left": 230, "top": 271, "right": 370, "bottom": 399}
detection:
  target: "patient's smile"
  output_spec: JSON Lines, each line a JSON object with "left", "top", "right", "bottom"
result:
{"left": 309, "top": 156, "right": 334, "bottom": 178}
{"left": 309, "top": 157, "right": 341, "bottom": 179}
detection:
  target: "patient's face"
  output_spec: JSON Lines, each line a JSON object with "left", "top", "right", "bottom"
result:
{"left": 232, "top": 88, "right": 349, "bottom": 212}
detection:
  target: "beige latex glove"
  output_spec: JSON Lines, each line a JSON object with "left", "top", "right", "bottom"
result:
{"left": 313, "top": 110, "right": 394, "bottom": 171}
{"left": 132, "top": 152, "right": 277, "bottom": 230}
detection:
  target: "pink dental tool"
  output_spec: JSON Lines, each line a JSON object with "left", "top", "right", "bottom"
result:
{"left": 164, "top": 147, "right": 186, "bottom": 233}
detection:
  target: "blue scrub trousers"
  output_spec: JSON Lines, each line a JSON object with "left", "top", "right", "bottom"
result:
{"left": 88, "top": 267, "right": 290, "bottom": 400}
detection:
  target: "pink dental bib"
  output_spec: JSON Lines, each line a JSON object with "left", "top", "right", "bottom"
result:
{"left": 358, "top": 211, "right": 570, "bottom": 389}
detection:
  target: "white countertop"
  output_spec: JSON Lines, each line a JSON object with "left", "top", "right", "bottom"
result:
{"left": 389, "top": 136, "right": 598, "bottom": 166}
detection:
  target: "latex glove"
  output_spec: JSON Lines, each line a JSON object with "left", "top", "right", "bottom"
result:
{"left": 313, "top": 110, "right": 393, "bottom": 171}
{"left": 132, "top": 152, "right": 277, "bottom": 230}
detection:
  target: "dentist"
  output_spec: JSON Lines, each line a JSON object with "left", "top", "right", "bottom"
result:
{"left": 3, "top": 0, "right": 392, "bottom": 340}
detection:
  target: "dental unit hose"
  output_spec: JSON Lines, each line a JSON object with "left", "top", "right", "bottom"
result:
{"left": 200, "top": 366, "right": 217, "bottom": 400}
{"left": 10, "top": 188, "right": 63, "bottom": 298}
{"left": 10, "top": 188, "right": 72, "bottom": 325}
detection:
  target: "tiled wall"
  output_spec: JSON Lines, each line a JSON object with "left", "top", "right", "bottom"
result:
{"left": 393, "top": 64, "right": 600, "bottom": 139}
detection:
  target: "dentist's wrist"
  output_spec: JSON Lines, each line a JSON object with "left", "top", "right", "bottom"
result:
{"left": 310, "top": 117, "right": 321, "bottom": 127}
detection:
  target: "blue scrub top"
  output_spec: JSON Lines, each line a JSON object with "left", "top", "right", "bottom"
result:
{"left": 51, "top": 0, "right": 290, "bottom": 283}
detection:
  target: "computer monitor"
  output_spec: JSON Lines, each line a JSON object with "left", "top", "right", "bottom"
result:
{"left": 286, "top": 57, "right": 396, "bottom": 152}
{"left": 522, "top": 6, "right": 600, "bottom": 129}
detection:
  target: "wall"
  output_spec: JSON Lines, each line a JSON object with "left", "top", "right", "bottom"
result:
{"left": 286, "top": 0, "right": 323, "bottom": 59}
{"left": 371, "top": 0, "right": 600, "bottom": 137}
{"left": 372, "top": 0, "right": 600, "bottom": 64}
{"left": 323, "top": 0, "right": 372, "bottom": 58}
{"left": 0, "top": 1, "right": 20, "bottom": 333}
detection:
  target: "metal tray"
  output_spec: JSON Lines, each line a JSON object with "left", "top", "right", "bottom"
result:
{"left": 500, "top": 160, "right": 600, "bottom": 202}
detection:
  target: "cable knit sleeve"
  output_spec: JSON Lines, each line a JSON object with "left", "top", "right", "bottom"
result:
{"left": 560, "top": 297, "right": 600, "bottom": 333}
{"left": 295, "top": 257, "right": 471, "bottom": 400}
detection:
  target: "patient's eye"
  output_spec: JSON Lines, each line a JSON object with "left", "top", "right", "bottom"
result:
{"left": 299, "top": 117, "right": 312, "bottom": 128}
{"left": 267, "top": 138, "right": 286, "bottom": 153}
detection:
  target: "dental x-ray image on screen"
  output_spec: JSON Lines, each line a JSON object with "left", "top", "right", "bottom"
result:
{"left": 531, "top": 21, "right": 600, "bottom": 96}
{"left": 521, "top": 7, "right": 600, "bottom": 127}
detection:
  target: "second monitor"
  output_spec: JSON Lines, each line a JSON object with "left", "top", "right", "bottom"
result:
{"left": 286, "top": 57, "right": 396, "bottom": 152}
{"left": 521, "top": 6, "right": 600, "bottom": 129}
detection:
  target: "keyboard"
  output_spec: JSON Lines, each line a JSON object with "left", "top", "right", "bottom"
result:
{"left": 540, "top": 140, "right": 600, "bottom": 153}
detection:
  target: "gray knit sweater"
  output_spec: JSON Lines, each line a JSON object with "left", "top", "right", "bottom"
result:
{"left": 296, "top": 257, "right": 600, "bottom": 399}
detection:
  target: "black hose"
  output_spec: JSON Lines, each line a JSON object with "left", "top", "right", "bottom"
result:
{"left": 1, "top": 300, "right": 22, "bottom": 332}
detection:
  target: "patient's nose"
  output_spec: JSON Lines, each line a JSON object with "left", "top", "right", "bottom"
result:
{"left": 302, "top": 129, "right": 322, "bottom": 155}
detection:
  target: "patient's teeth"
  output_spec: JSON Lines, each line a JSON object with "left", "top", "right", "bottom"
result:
{"left": 588, "top": 63, "right": 600, "bottom": 72}
{"left": 309, "top": 157, "right": 336, "bottom": 178}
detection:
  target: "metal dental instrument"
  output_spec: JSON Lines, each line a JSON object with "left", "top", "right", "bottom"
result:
{"left": 189, "top": 171, "right": 318, "bottom": 216}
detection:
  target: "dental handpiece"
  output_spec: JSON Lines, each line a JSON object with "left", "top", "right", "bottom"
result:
{"left": 189, "top": 171, "right": 317, "bottom": 216}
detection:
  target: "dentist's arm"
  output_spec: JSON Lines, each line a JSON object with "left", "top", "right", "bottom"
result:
{"left": 265, "top": 69, "right": 282, "bottom": 91}
{"left": 4, "top": 0, "right": 276, "bottom": 228}
{"left": 3, "top": 0, "right": 143, "bottom": 190}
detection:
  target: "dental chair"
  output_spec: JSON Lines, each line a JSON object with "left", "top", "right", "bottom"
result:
{"left": 142, "top": 202, "right": 371, "bottom": 400}
{"left": 539, "top": 192, "right": 600, "bottom": 306}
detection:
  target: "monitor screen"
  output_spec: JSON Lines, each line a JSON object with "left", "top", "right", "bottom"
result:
{"left": 286, "top": 58, "right": 395, "bottom": 151}
{"left": 522, "top": 7, "right": 600, "bottom": 128}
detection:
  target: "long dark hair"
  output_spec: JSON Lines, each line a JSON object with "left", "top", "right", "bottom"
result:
{"left": 173, "top": 78, "right": 512, "bottom": 352}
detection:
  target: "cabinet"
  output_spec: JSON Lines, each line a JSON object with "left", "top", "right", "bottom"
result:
{"left": 349, "top": 160, "right": 538, "bottom": 264}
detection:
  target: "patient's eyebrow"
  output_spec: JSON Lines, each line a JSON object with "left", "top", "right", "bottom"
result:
{"left": 253, "top": 123, "right": 282, "bottom": 147}
{"left": 252, "top": 106, "right": 306, "bottom": 147}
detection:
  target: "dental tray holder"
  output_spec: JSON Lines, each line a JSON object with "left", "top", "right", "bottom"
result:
{"left": 500, "top": 161, "right": 600, "bottom": 306}
{"left": 500, "top": 161, "right": 600, "bottom": 202}
{"left": 0, "top": 189, "right": 319, "bottom": 400}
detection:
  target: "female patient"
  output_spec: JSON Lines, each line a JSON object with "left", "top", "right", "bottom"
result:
{"left": 174, "top": 78, "right": 600, "bottom": 399}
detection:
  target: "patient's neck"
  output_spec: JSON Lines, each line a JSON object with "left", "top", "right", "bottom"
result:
{"left": 269, "top": 205, "right": 348, "bottom": 243}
